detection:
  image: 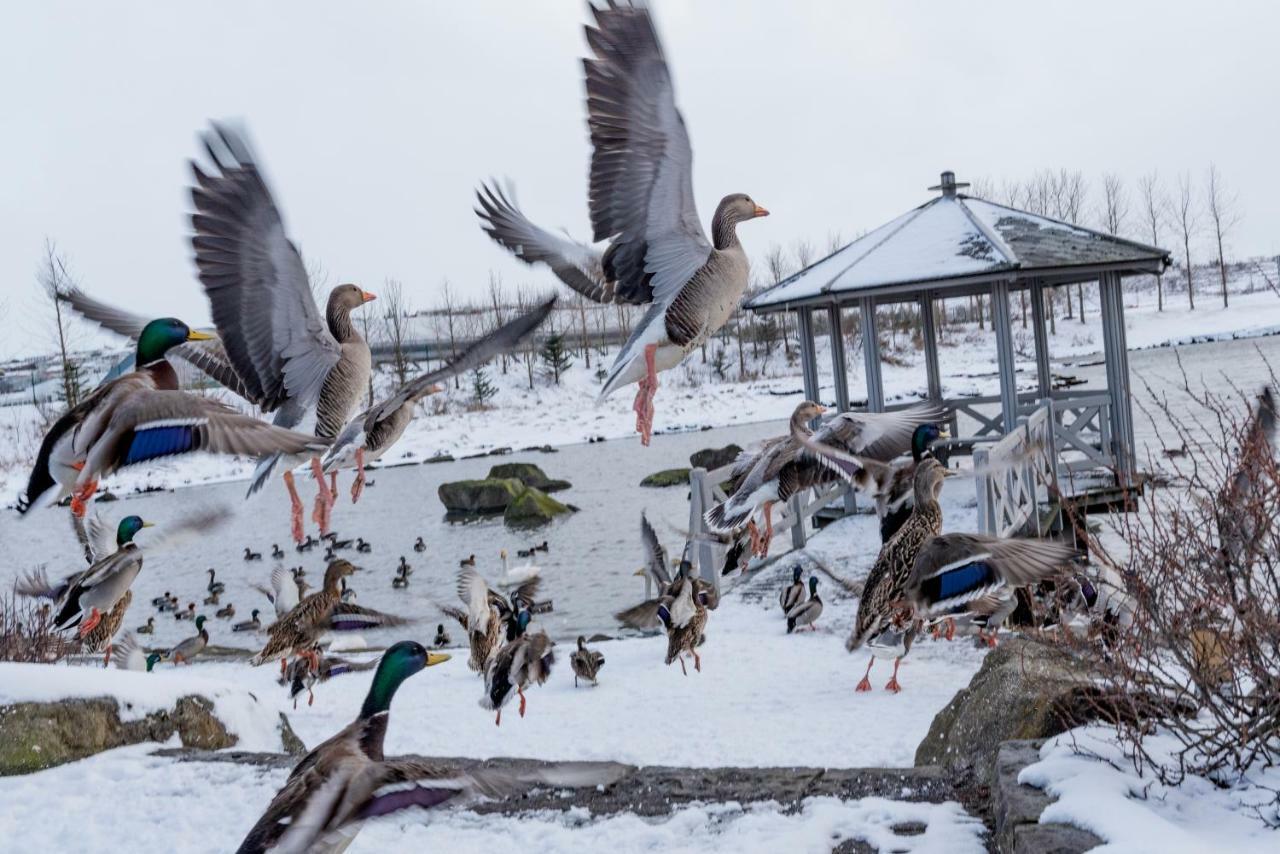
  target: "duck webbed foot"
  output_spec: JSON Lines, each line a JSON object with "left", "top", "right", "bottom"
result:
{"left": 284, "top": 470, "right": 305, "bottom": 544}
{"left": 70, "top": 479, "right": 99, "bottom": 518}
{"left": 856, "top": 657, "right": 874, "bottom": 692}
{"left": 885, "top": 659, "right": 903, "bottom": 693}
{"left": 633, "top": 343, "right": 659, "bottom": 447}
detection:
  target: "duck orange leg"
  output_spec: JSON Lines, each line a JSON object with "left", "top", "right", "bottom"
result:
{"left": 856, "top": 657, "right": 874, "bottom": 692}
{"left": 746, "top": 520, "right": 762, "bottom": 557}
{"left": 70, "top": 479, "right": 99, "bottom": 518}
{"left": 78, "top": 608, "right": 102, "bottom": 638}
{"left": 632, "top": 343, "right": 659, "bottom": 446}
{"left": 759, "top": 502, "right": 776, "bottom": 556}
{"left": 102, "top": 643, "right": 112, "bottom": 668}
{"left": 517, "top": 686, "right": 528, "bottom": 718}
{"left": 885, "top": 659, "right": 903, "bottom": 693}
{"left": 283, "top": 471, "right": 305, "bottom": 544}
{"left": 350, "top": 449, "right": 366, "bottom": 503}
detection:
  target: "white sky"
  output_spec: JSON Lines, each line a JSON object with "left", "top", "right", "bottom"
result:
{"left": 3, "top": 0, "right": 1277, "bottom": 359}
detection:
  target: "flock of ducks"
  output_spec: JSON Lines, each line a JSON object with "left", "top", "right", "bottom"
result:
{"left": 7, "top": 2, "right": 1117, "bottom": 849}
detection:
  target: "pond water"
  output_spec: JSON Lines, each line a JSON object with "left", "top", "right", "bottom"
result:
{"left": 2, "top": 334, "right": 1274, "bottom": 649}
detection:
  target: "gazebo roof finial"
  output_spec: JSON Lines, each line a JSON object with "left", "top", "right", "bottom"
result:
{"left": 928, "top": 170, "right": 969, "bottom": 198}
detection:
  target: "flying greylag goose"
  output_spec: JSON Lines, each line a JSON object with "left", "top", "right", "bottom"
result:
{"left": 188, "top": 123, "right": 377, "bottom": 542}
{"left": 320, "top": 298, "right": 557, "bottom": 500}
{"left": 17, "top": 316, "right": 323, "bottom": 517}
{"left": 476, "top": 1, "right": 768, "bottom": 445}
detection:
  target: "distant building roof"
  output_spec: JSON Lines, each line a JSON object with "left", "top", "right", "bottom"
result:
{"left": 747, "top": 172, "right": 1170, "bottom": 312}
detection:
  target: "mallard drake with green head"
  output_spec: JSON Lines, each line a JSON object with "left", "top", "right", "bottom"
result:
{"left": 170, "top": 615, "right": 209, "bottom": 665}
{"left": 481, "top": 618, "right": 555, "bottom": 725}
{"left": 570, "top": 636, "right": 605, "bottom": 687}
{"left": 847, "top": 458, "right": 953, "bottom": 693}
{"left": 779, "top": 566, "right": 805, "bottom": 615}
{"left": 250, "top": 560, "right": 357, "bottom": 667}
{"left": 18, "top": 316, "right": 324, "bottom": 518}
{"left": 112, "top": 631, "right": 163, "bottom": 672}
{"left": 446, "top": 566, "right": 538, "bottom": 672}
{"left": 786, "top": 576, "right": 823, "bottom": 634}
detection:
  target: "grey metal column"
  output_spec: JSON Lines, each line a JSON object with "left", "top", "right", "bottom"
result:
{"left": 1098, "top": 272, "right": 1134, "bottom": 482}
{"left": 989, "top": 281, "right": 1019, "bottom": 432}
{"left": 827, "top": 303, "right": 850, "bottom": 411}
{"left": 919, "top": 292, "right": 943, "bottom": 401}
{"left": 1028, "top": 282, "right": 1052, "bottom": 398}
{"left": 859, "top": 297, "right": 884, "bottom": 412}
{"left": 796, "top": 308, "right": 820, "bottom": 404}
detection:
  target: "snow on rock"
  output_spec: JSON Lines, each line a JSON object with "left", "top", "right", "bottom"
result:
{"left": 1019, "top": 726, "right": 1280, "bottom": 854}
{"left": 0, "top": 662, "right": 287, "bottom": 752}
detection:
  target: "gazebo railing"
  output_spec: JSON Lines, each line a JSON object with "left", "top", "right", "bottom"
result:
{"left": 974, "top": 400, "right": 1062, "bottom": 537}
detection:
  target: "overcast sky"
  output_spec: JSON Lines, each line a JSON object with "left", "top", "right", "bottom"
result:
{"left": 3, "top": 0, "right": 1277, "bottom": 359}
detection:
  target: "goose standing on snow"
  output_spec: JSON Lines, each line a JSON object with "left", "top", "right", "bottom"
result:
{"left": 321, "top": 299, "right": 557, "bottom": 500}
{"left": 188, "top": 123, "right": 378, "bottom": 543}
{"left": 476, "top": 0, "right": 768, "bottom": 445}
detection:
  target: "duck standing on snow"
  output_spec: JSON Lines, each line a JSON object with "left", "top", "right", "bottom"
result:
{"left": 188, "top": 123, "right": 378, "bottom": 543}
{"left": 170, "top": 615, "right": 209, "bottom": 665}
{"left": 481, "top": 615, "right": 555, "bottom": 725}
{"left": 779, "top": 566, "right": 805, "bottom": 615}
{"left": 570, "top": 636, "right": 605, "bottom": 687}
{"left": 786, "top": 576, "right": 823, "bottom": 634}
{"left": 320, "top": 300, "right": 556, "bottom": 501}
{"left": 250, "top": 560, "right": 357, "bottom": 668}
{"left": 476, "top": 1, "right": 769, "bottom": 446}
{"left": 233, "top": 609, "right": 262, "bottom": 633}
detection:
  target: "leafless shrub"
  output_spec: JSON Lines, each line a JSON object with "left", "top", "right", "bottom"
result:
{"left": 1075, "top": 365, "right": 1280, "bottom": 785}
{"left": 0, "top": 585, "right": 71, "bottom": 663}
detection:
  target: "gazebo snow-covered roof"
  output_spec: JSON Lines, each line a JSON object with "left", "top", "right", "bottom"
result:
{"left": 748, "top": 173, "right": 1168, "bottom": 310}
{"left": 738, "top": 172, "right": 1171, "bottom": 537}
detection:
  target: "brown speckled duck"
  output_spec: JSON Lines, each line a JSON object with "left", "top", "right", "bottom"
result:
{"left": 250, "top": 560, "right": 357, "bottom": 667}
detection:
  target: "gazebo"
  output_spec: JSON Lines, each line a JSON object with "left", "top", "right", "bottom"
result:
{"left": 729, "top": 171, "right": 1170, "bottom": 544}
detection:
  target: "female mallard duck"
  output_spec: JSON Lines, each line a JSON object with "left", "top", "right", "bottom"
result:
{"left": 112, "top": 631, "right": 163, "bottom": 672}
{"left": 16, "top": 316, "right": 322, "bottom": 518}
{"left": 481, "top": 619, "right": 555, "bottom": 725}
{"left": 233, "top": 609, "right": 262, "bottom": 633}
{"left": 847, "top": 459, "right": 953, "bottom": 693}
{"left": 905, "top": 533, "right": 1076, "bottom": 647}
{"left": 321, "top": 300, "right": 556, "bottom": 501}
{"left": 446, "top": 567, "right": 536, "bottom": 673}
{"left": 616, "top": 512, "right": 719, "bottom": 638}
{"left": 250, "top": 560, "right": 357, "bottom": 667}
{"left": 662, "top": 575, "right": 710, "bottom": 676}
{"left": 477, "top": 2, "right": 769, "bottom": 446}
{"left": 706, "top": 401, "right": 946, "bottom": 555}
{"left": 216, "top": 603, "right": 236, "bottom": 620}
{"left": 280, "top": 643, "right": 378, "bottom": 708}
{"left": 170, "top": 615, "right": 209, "bottom": 665}
{"left": 779, "top": 566, "right": 805, "bottom": 615}
{"left": 189, "top": 124, "right": 379, "bottom": 543}
{"left": 135, "top": 615, "right": 155, "bottom": 635}
{"left": 570, "top": 636, "right": 605, "bottom": 687}
{"left": 786, "top": 576, "right": 823, "bottom": 634}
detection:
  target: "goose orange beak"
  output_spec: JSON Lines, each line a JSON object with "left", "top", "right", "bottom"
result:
{"left": 753, "top": 204, "right": 770, "bottom": 218}
{"left": 361, "top": 290, "right": 377, "bottom": 303}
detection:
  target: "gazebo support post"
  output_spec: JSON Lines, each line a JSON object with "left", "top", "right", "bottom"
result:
{"left": 859, "top": 297, "right": 884, "bottom": 412}
{"left": 1028, "top": 282, "right": 1053, "bottom": 398}
{"left": 1098, "top": 272, "right": 1134, "bottom": 482}
{"left": 827, "top": 304, "right": 850, "bottom": 411}
{"left": 919, "top": 292, "right": 942, "bottom": 402}
{"left": 796, "top": 307, "right": 820, "bottom": 404}
{"left": 989, "top": 281, "right": 1019, "bottom": 431}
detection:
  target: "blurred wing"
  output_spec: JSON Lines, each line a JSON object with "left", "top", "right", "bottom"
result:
{"left": 189, "top": 122, "right": 340, "bottom": 412}
{"left": 614, "top": 598, "right": 663, "bottom": 630}
{"left": 271, "top": 565, "right": 300, "bottom": 616}
{"left": 817, "top": 401, "right": 948, "bottom": 461}
{"left": 140, "top": 506, "right": 235, "bottom": 553}
{"left": 329, "top": 603, "right": 407, "bottom": 631}
{"left": 639, "top": 512, "right": 671, "bottom": 586}
{"left": 73, "top": 511, "right": 115, "bottom": 564}
{"left": 584, "top": 1, "right": 712, "bottom": 306}
{"left": 457, "top": 567, "right": 492, "bottom": 632}
{"left": 475, "top": 183, "right": 626, "bottom": 303}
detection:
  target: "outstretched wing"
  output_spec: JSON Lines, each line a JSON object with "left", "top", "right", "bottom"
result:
{"left": 907, "top": 533, "right": 1077, "bottom": 615}
{"left": 584, "top": 1, "right": 712, "bottom": 307}
{"left": 816, "top": 401, "right": 949, "bottom": 462}
{"left": 189, "top": 122, "right": 340, "bottom": 413}
{"left": 639, "top": 512, "right": 672, "bottom": 587}
{"left": 457, "top": 567, "right": 492, "bottom": 633}
{"left": 73, "top": 511, "right": 115, "bottom": 564}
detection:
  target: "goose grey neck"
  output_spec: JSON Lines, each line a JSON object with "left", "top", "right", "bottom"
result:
{"left": 711, "top": 211, "right": 741, "bottom": 251}
{"left": 326, "top": 303, "right": 361, "bottom": 343}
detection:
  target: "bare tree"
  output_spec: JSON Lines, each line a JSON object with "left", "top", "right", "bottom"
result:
{"left": 969, "top": 176, "right": 996, "bottom": 200}
{"left": 1138, "top": 171, "right": 1167, "bottom": 311}
{"left": 1058, "top": 171, "right": 1089, "bottom": 322}
{"left": 764, "top": 244, "right": 794, "bottom": 357}
{"left": 1099, "top": 173, "right": 1130, "bottom": 236}
{"left": 1205, "top": 163, "right": 1240, "bottom": 309}
{"left": 37, "top": 240, "right": 82, "bottom": 408}
{"left": 439, "top": 279, "right": 461, "bottom": 389}
{"left": 790, "top": 238, "right": 815, "bottom": 270}
{"left": 381, "top": 279, "right": 414, "bottom": 387}
{"left": 1171, "top": 172, "right": 1199, "bottom": 310}
{"left": 487, "top": 271, "right": 509, "bottom": 374}
{"left": 825, "top": 229, "right": 844, "bottom": 256}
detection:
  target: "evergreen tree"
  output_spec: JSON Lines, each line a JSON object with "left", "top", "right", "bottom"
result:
{"left": 540, "top": 334, "right": 573, "bottom": 385}
{"left": 471, "top": 365, "right": 498, "bottom": 408}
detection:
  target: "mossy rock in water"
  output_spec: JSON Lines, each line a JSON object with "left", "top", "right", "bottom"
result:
{"left": 437, "top": 478, "right": 525, "bottom": 513}
{"left": 504, "top": 486, "right": 574, "bottom": 527}
{"left": 487, "top": 462, "right": 571, "bottom": 493}
{"left": 640, "top": 468, "right": 691, "bottom": 488}
{"left": 689, "top": 444, "right": 742, "bottom": 471}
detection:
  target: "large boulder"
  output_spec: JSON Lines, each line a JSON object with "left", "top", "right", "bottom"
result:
{"left": 689, "top": 444, "right": 742, "bottom": 471}
{"left": 487, "top": 463, "right": 571, "bottom": 493}
{"left": 993, "top": 741, "right": 1103, "bottom": 854}
{"left": 437, "top": 478, "right": 525, "bottom": 513}
{"left": 640, "top": 468, "right": 691, "bottom": 488}
{"left": 0, "top": 694, "right": 290, "bottom": 775}
{"left": 914, "top": 637, "right": 1096, "bottom": 784}
{"left": 504, "top": 487, "right": 574, "bottom": 527}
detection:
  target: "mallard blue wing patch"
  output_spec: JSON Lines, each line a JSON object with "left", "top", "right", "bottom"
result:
{"left": 123, "top": 418, "right": 204, "bottom": 465}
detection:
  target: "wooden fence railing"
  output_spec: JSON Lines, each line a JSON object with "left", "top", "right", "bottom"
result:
{"left": 974, "top": 400, "right": 1062, "bottom": 538}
